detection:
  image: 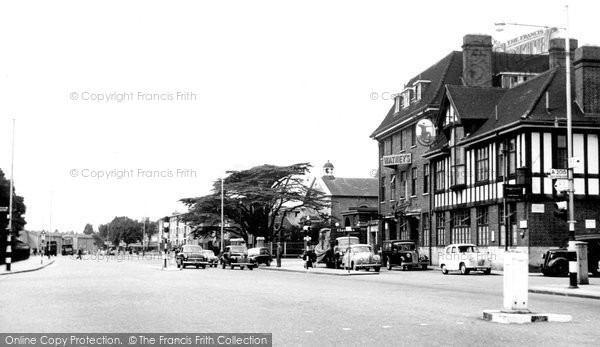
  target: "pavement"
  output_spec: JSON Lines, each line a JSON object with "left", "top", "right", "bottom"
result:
{"left": 0, "top": 255, "right": 55, "bottom": 275}
{"left": 265, "top": 258, "right": 600, "bottom": 300}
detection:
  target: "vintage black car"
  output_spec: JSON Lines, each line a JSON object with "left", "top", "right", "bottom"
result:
{"left": 248, "top": 247, "right": 272, "bottom": 266}
{"left": 221, "top": 245, "right": 257, "bottom": 270}
{"left": 176, "top": 245, "right": 209, "bottom": 269}
{"left": 540, "top": 249, "right": 570, "bottom": 276}
{"left": 381, "top": 240, "right": 429, "bottom": 271}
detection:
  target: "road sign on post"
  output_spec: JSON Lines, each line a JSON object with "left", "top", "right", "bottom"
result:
{"left": 549, "top": 169, "right": 568, "bottom": 179}
{"left": 554, "top": 179, "right": 569, "bottom": 192}
{"left": 0, "top": 207, "right": 8, "bottom": 212}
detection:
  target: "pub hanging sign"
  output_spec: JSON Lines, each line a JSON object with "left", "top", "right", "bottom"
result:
{"left": 382, "top": 153, "right": 412, "bottom": 167}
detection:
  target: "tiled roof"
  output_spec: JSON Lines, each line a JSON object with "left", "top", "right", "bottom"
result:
{"left": 446, "top": 85, "right": 506, "bottom": 120}
{"left": 371, "top": 51, "right": 550, "bottom": 139}
{"left": 321, "top": 177, "right": 378, "bottom": 197}
{"left": 370, "top": 51, "right": 463, "bottom": 139}
{"left": 461, "top": 67, "right": 600, "bottom": 144}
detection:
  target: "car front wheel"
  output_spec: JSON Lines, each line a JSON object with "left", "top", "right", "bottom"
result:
{"left": 460, "top": 263, "right": 470, "bottom": 275}
{"left": 441, "top": 264, "right": 448, "bottom": 275}
{"left": 374, "top": 267, "right": 380, "bottom": 273}
{"left": 483, "top": 268, "right": 491, "bottom": 275}
{"left": 352, "top": 262, "right": 359, "bottom": 271}
{"left": 386, "top": 257, "right": 392, "bottom": 270}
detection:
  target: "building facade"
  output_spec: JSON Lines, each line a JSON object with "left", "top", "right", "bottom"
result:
{"left": 372, "top": 34, "right": 600, "bottom": 268}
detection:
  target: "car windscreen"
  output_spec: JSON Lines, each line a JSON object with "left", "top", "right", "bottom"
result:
{"left": 229, "top": 246, "right": 247, "bottom": 253}
{"left": 182, "top": 245, "right": 202, "bottom": 253}
{"left": 394, "top": 243, "right": 415, "bottom": 251}
{"left": 247, "top": 248, "right": 260, "bottom": 256}
{"left": 338, "top": 238, "right": 358, "bottom": 247}
{"left": 352, "top": 246, "right": 372, "bottom": 253}
{"left": 201, "top": 250, "right": 215, "bottom": 257}
{"left": 458, "top": 245, "right": 479, "bottom": 253}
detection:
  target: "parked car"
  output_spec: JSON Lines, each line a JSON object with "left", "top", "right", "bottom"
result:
{"left": 12, "top": 240, "right": 30, "bottom": 261}
{"left": 200, "top": 250, "right": 219, "bottom": 267}
{"left": 333, "top": 236, "right": 359, "bottom": 269}
{"left": 381, "top": 240, "right": 429, "bottom": 271}
{"left": 341, "top": 244, "right": 381, "bottom": 272}
{"left": 220, "top": 245, "right": 257, "bottom": 270}
{"left": 176, "top": 245, "right": 208, "bottom": 269}
{"left": 439, "top": 243, "right": 492, "bottom": 275}
{"left": 248, "top": 247, "right": 272, "bottom": 266}
{"left": 540, "top": 248, "right": 569, "bottom": 277}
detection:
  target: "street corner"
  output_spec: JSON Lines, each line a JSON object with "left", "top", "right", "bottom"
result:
{"left": 0, "top": 258, "right": 55, "bottom": 276}
{"left": 482, "top": 310, "right": 572, "bottom": 324}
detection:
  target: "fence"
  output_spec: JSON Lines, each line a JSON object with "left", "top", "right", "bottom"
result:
{"left": 265, "top": 242, "right": 305, "bottom": 257}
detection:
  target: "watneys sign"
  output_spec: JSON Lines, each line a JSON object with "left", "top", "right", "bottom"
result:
{"left": 382, "top": 153, "right": 412, "bottom": 167}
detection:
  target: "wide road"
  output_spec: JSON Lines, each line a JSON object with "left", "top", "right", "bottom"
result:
{"left": 1, "top": 254, "right": 599, "bottom": 346}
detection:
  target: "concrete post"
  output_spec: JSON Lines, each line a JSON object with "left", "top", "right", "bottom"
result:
{"left": 503, "top": 252, "right": 529, "bottom": 313}
{"left": 575, "top": 242, "right": 589, "bottom": 285}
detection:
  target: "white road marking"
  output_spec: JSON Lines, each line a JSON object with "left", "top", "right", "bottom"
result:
{"left": 382, "top": 325, "right": 392, "bottom": 329}
{"left": 457, "top": 322, "right": 464, "bottom": 325}
{"left": 305, "top": 331, "right": 313, "bottom": 333}
{"left": 419, "top": 323, "right": 429, "bottom": 326}
{"left": 342, "top": 328, "right": 351, "bottom": 331}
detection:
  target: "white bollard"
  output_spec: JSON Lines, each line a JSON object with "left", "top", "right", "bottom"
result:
{"left": 503, "top": 252, "right": 529, "bottom": 313}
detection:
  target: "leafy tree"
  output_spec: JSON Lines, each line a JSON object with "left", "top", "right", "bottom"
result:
{"left": 181, "top": 163, "right": 329, "bottom": 243}
{"left": 0, "top": 168, "right": 27, "bottom": 264}
{"left": 83, "top": 223, "right": 94, "bottom": 235}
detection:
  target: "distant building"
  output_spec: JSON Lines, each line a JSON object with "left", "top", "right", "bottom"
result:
{"left": 294, "top": 162, "right": 379, "bottom": 246}
{"left": 21, "top": 231, "right": 97, "bottom": 254}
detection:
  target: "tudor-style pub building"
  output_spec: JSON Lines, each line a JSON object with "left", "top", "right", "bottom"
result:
{"left": 372, "top": 34, "right": 600, "bottom": 268}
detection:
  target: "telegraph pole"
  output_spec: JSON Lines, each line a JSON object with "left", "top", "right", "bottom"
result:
{"left": 220, "top": 178, "right": 224, "bottom": 253}
{"left": 5, "top": 119, "right": 15, "bottom": 271}
{"left": 563, "top": 5, "right": 578, "bottom": 289}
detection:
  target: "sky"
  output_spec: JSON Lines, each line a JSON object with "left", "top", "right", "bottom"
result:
{"left": 1, "top": 0, "right": 599, "bottom": 233}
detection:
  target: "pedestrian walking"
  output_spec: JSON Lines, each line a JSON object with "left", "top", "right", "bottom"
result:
{"left": 76, "top": 248, "right": 83, "bottom": 260}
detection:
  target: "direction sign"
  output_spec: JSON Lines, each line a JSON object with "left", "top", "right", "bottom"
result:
{"left": 0, "top": 207, "right": 8, "bottom": 212}
{"left": 568, "top": 157, "right": 581, "bottom": 169}
{"left": 554, "top": 179, "right": 569, "bottom": 192}
{"left": 503, "top": 184, "right": 527, "bottom": 200}
{"left": 549, "top": 169, "right": 568, "bottom": 179}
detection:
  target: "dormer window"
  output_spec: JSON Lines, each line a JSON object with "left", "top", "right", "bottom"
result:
{"left": 394, "top": 94, "right": 402, "bottom": 114}
{"left": 498, "top": 72, "right": 538, "bottom": 88}
{"left": 402, "top": 89, "right": 412, "bottom": 108}
{"left": 412, "top": 80, "right": 431, "bottom": 102}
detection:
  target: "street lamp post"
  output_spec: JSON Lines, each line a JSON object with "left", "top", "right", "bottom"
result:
{"left": 5, "top": 119, "right": 15, "bottom": 272}
{"left": 162, "top": 217, "right": 170, "bottom": 269}
{"left": 496, "top": 6, "right": 578, "bottom": 288}
{"left": 220, "top": 178, "right": 224, "bottom": 253}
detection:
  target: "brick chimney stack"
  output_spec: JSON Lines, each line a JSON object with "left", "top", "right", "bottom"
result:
{"left": 574, "top": 45, "right": 600, "bottom": 115}
{"left": 462, "top": 34, "right": 493, "bottom": 87}
{"left": 548, "top": 38, "right": 578, "bottom": 69}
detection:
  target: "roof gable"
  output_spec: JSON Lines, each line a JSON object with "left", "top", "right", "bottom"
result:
{"left": 319, "top": 177, "right": 378, "bottom": 197}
